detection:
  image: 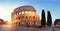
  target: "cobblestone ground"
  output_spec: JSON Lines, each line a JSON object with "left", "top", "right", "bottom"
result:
{"left": 0, "top": 25, "right": 60, "bottom": 31}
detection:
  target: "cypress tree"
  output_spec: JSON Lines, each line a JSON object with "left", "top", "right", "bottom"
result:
{"left": 41, "top": 9, "right": 46, "bottom": 27}
{"left": 47, "top": 11, "right": 52, "bottom": 26}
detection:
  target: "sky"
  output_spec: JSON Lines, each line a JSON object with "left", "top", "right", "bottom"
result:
{"left": 0, "top": 0, "right": 60, "bottom": 22}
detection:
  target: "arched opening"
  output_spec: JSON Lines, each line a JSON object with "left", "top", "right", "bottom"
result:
{"left": 33, "top": 16, "right": 35, "bottom": 19}
{"left": 26, "top": 16, "right": 28, "bottom": 19}
{"left": 22, "top": 16, "right": 24, "bottom": 19}
{"left": 29, "top": 16, "right": 31, "bottom": 19}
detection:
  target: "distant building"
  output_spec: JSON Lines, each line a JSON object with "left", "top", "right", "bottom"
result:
{"left": 11, "top": 6, "right": 40, "bottom": 26}
{"left": 0, "top": 18, "right": 4, "bottom": 24}
{"left": 54, "top": 19, "right": 60, "bottom": 26}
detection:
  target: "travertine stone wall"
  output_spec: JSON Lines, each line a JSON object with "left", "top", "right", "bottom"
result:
{"left": 11, "top": 6, "right": 41, "bottom": 26}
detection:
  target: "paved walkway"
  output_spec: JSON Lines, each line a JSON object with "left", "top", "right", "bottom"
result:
{"left": 0, "top": 25, "right": 60, "bottom": 31}
{"left": 11, "top": 26, "right": 60, "bottom": 31}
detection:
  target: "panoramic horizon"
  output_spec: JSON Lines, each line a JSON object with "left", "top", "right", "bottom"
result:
{"left": 0, "top": 0, "right": 60, "bottom": 31}
{"left": 0, "top": 0, "right": 60, "bottom": 23}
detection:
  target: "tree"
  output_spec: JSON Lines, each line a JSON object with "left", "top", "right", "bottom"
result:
{"left": 47, "top": 11, "right": 52, "bottom": 26}
{"left": 41, "top": 9, "right": 46, "bottom": 27}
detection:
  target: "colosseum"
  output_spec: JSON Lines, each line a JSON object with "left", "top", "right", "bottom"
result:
{"left": 11, "top": 6, "right": 40, "bottom": 26}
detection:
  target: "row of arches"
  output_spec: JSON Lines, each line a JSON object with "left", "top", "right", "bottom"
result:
{"left": 16, "top": 16, "right": 36, "bottom": 20}
{"left": 15, "top": 20, "right": 39, "bottom": 26}
{"left": 16, "top": 11, "right": 35, "bottom": 15}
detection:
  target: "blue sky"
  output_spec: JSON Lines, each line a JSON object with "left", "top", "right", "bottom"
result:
{"left": 0, "top": 0, "right": 60, "bottom": 22}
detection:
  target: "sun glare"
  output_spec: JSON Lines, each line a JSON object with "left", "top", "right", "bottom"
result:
{"left": 8, "top": 21, "right": 11, "bottom": 24}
